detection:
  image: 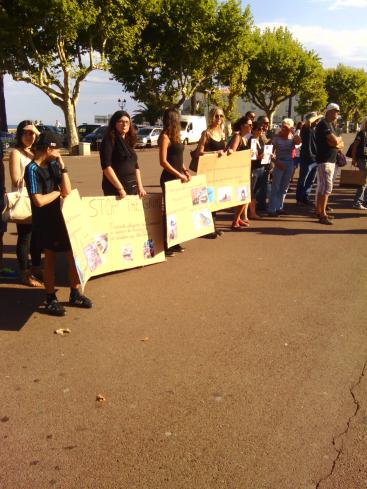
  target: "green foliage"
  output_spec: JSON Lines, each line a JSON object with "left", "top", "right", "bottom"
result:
{"left": 324, "top": 64, "right": 367, "bottom": 124}
{"left": 109, "top": 0, "right": 253, "bottom": 111}
{"left": 245, "top": 27, "right": 324, "bottom": 123}
{"left": 0, "top": 0, "right": 142, "bottom": 148}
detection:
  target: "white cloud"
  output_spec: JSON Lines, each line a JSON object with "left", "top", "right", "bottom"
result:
{"left": 257, "top": 22, "right": 367, "bottom": 68}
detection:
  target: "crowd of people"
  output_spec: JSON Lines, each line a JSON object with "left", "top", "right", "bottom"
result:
{"left": 0, "top": 102, "right": 366, "bottom": 317}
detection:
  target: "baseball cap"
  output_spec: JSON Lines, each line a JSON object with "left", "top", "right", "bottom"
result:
{"left": 34, "top": 131, "right": 63, "bottom": 150}
{"left": 22, "top": 124, "right": 40, "bottom": 136}
{"left": 325, "top": 103, "right": 340, "bottom": 112}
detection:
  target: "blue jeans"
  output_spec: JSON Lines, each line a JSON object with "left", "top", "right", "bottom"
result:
{"left": 354, "top": 159, "right": 367, "bottom": 205}
{"left": 296, "top": 158, "right": 317, "bottom": 202}
{"left": 268, "top": 159, "right": 294, "bottom": 213}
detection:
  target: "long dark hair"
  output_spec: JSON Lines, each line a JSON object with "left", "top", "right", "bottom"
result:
{"left": 15, "top": 120, "right": 35, "bottom": 148}
{"left": 160, "top": 108, "right": 181, "bottom": 144}
{"left": 106, "top": 110, "right": 137, "bottom": 147}
{"left": 232, "top": 116, "right": 252, "bottom": 132}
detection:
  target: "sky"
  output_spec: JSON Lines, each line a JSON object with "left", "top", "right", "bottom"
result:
{"left": 4, "top": 0, "right": 367, "bottom": 126}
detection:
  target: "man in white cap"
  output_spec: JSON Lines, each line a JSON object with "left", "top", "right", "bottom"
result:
{"left": 315, "top": 103, "right": 344, "bottom": 225}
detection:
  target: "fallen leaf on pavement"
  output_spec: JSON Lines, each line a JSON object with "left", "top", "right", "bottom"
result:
{"left": 140, "top": 337, "right": 149, "bottom": 342}
{"left": 96, "top": 394, "right": 106, "bottom": 402}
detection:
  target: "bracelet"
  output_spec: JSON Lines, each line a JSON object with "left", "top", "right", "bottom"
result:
{"left": 61, "top": 167, "right": 68, "bottom": 173}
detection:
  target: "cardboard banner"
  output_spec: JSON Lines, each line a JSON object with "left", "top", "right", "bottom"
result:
{"left": 62, "top": 189, "right": 165, "bottom": 289}
{"left": 164, "top": 175, "right": 215, "bottom": 247}
{"left": 197, "top": 150, "right": 251, "bottom": 212}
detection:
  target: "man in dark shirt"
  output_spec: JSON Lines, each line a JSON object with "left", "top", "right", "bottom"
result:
{"left": 296, "top": 112, "right": 322, "bottom": 206}
{"left": 315, "top": 103, "right": 344, "bottom": 225}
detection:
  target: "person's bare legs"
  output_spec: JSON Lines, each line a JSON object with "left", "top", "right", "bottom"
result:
{"left": 43, "top": 249, "right": 56, "bottom": 293}
{"left": 248, "top": 199, "right": 261, "bottom": 219}
{"left": 66, "top": 251, "right": 80, "bottom": 290}
{"left": 316, "top": 194, "right": 328, "bottom": 217}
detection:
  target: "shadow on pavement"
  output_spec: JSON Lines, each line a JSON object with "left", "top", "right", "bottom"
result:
{"left": 0, "top": 287, "right": 45, "bottom": 331}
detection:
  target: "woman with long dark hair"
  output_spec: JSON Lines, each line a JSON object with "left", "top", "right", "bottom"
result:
{"left": 9, "top": 120, "right": 43, "bottom": 286}
{"left": 159, "top": 108, "right": 191, "bottom": 256}
{"left": 99, "top": 110, "right": 146, "bottom": 197}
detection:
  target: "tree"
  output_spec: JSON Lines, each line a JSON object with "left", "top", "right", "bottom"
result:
{"left": 109, "top": 0, "right": 253, "bottom": 112}
{"left": 295, "top": 66, "right": 328, "bottom": 117}
{"left": 245, "top": 27, "right": 324, "bottom": 125}
{"left": 0, "top": 0, "right": 142, "bottom": 151}
{"left": 324, "top": 64, "right": 367, "bottom": 132}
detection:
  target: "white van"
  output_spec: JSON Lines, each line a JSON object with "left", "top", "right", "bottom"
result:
{"left": 180, "top": 115, "right": 207, "bottom": 144}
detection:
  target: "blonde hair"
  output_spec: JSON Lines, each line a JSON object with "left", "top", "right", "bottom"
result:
{"left": 208, "top": 106, "right": 225, "bottom": 126}
{"left": 282, "top": 118, "right": 294, "bottom": 128}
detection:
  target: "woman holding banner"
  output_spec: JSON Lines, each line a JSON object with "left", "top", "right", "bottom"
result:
{"left": 197, "top": 107, "right": 226, "bottom": 238}
{"left": 159, "top": 108, "right": 191, "bottom": 256}
{"left": 99, "top": 110, "right": 146, "bottom": 198}
{"left": 228, "top": 116, "right": 253, "bottom": 229}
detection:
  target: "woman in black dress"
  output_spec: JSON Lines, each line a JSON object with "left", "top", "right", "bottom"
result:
{"left": 99, "top": 110, "right": 146, "bottom": 198}
{"left": 159, "top": 108, "right": 191, "bottom": 256}
{"left": 197, "top": 106, "right": 226, "bottom": 238}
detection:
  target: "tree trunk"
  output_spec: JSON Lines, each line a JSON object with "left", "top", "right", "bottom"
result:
{"left": 0, "top": 73, "right": 8, "bottom": 132}
{"left": 267, "top": 110, "right": 275, "bottom": 129}
{"left": 62, "top": 99, "right": 79, "bottom": 154}
{"left": 190, "top": 94, "right": 197, "bottom": 115}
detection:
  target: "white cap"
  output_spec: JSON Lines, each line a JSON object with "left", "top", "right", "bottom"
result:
{"left": 325, "top": 103, "right": 340, "bottom": 112}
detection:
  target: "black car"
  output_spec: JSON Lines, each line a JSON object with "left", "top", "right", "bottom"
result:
{"left": 82, "top": 125, "right": 107, "bottom": 150}
{"left": 36, "top": 125, "right": 68, "bottom": 147}
{"left": 78, "top": 124, "right": 100, "bottom": 139}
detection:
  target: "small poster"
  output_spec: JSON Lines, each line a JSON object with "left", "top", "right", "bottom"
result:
{"left": 261, "top": 144, "right": 273, "bottom": 165}
{"left": 251, "top": 138, "right": 258, "bottom": 160}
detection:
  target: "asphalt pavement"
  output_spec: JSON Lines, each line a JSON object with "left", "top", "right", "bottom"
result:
{"left": 1, "top": 134, "right": 366, "bottom": 489}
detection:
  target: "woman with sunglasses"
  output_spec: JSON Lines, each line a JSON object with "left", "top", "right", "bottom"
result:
{"left": 197, "top": 107, "right": 226, "bottom": 238}
{"left": 267, "top": 118, "right": 301, "bottom": 216}
{"left": 227, "top": 116, "right": 253, "bottom": 229}
{"left": 9, "top": 120, "right": 43, "bottom": 286}
{"left": 99, "top": 110, "right": 146, "bottom": 198}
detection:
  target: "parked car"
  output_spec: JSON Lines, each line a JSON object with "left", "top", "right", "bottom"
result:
{"left": 82, "top": 125, "right": 107, "bottom": 150}
{"left": 36, "top": 125, "right": 68, "bottom": 147}
{"left": 180, "top": 115, "right": 207, "bottom": 144}
{"left": 136, "top": 126, "right": 162, "bottom": 148}
{"left": 78, "top": 124, "right": 100, "bottom": 139}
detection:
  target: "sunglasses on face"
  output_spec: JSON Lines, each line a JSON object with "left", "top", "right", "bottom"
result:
{"left": 215, "top": 114, "right": 224, "bottom": 119}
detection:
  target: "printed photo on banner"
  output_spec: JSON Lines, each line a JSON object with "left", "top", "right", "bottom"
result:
{"left": 218, "top": 187, "right": 232, "bottom": 203}
{"left": 167, "top": 214, "right": 178, "bottom": 241}
{"left": 193, "top": 209, "right": 212, "bottom": 230}
{"left": 237, "top": 185, "right": 249, "bottom": 202}
{"left": 191, "top": 186, "right": 209, "bottom": 205}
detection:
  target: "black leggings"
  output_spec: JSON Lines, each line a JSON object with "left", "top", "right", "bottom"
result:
{"left": 16, "top": 224, "right": 42, "bottom": 271}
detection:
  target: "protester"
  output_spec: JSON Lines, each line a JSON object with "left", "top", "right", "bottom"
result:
{"left": 296, "top": 112, "right": 322, "bottom": 206}
{"left": 247, "top": 121, "right": 266, "bottom": 219}
{"left": 9, "top": 121, "right": 43, "bottom": 286}
{"left": 159, "top": 108, "right": 191, "bottom": 255}
{"left": 99, "top": 110, "right": 146, "bottom": 198}
{"left": 24, "top": 132, "right": 92, "bottom": 316}
{"left": 228, "top": 116, "right": 253, "bottom": 229}
{"left": 315, "top": 103, "right": 344, "bottom": 225}
{"left": 267, "top": 118, "right": 301, "bottom": 216}
{"left": 245, "top": 111, "right": 256, "bottom": 122}
{"left": 256, "top": 116, "right": 272, "bottom": 211}
{"left": 351, "top": 117, "right": 367, "bottom": 210}
{"left": 197, "top": 106, "right": 226, "bottom": 238}
{"left": 291, "top": 121, "right": 303, "bottom": 180}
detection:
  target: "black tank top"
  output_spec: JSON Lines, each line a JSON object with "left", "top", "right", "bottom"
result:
{"left": 204, "top": 134, "right": 226, "bottom": 152}
{"left": 160, "top": 142, "right": 184, "bottom": 183}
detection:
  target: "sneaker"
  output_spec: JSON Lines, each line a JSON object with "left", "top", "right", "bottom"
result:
{"left": 165, "top": 249, "right": 176, "bottom": 257}
{"left": 353, "top": 202, "right": 367, "bottom": 210}
{"left": 171, "top": 244, "right": 185, "bottom": 253}
{"left": 69, "top": 292, "right": 93, "bottom": 308}
{"left": 326, "top": 205, "right": 333, "bottom": 212}
{"left": 0, "top": 267, "right": 17, "bottom": 279}
{"left": 316, "top": 212, "right": 334, "bottom": 219}
{"left": 44, "top": 299, "right": 66, "bottom": 317}
{"left": 319, "top": 216, "right": 333, "bottom": 225}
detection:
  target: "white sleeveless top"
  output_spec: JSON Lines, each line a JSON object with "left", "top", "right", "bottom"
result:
{"left": 11, "top": 149, "right": 32, "bottom": 191}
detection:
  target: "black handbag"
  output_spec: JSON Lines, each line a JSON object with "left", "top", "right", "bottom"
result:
{"left": 336, "top": 150, "right": 347, "bottom": 167}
